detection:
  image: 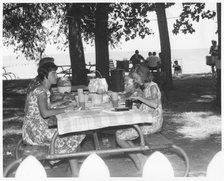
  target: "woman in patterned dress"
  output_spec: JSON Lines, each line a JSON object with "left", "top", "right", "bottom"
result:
{"left": 23, "top": 61, "right": 85, "bottom": 177}
{"left": 116, "top": 64, "right": 163, "bottom": 171}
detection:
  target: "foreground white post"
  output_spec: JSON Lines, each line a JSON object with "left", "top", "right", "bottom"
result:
{"left": 207, "top": 151, "right": 224, "bottom": 178}
{"left": 15, "top": 155, "right": 47, "bottom": 179}
{"left": 142, "top": 151, "right": 174, "bottom": 178}
{"left": 79, "top": 153, "right": 110, "bottom": 178}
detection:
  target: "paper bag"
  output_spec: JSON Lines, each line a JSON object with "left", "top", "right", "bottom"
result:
{"left": 88, "top": 78, "right": 108, "bottom": 93}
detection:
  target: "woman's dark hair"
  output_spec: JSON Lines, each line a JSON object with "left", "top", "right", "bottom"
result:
{"left": 37, "top": 62, "right": 58, "bottom": 82}
{"left": 38, "top": 57, "right": 54, "bottom": 67}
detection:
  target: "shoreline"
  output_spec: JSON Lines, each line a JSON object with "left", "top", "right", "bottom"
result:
{"left": 2, "top": 72, "right": 213, "bottom": 82}
{"left": 3, "top": 48, "right": 211, "bottom": 79}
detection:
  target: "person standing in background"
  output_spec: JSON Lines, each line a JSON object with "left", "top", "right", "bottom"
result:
{"left": 209, "top": 40, "right": 219, "bottom": 74}
{"left": 145, "top": 52, "right": 152, "bottom": 67}
{"left": 173, "top": 60, "right": 182, "bottom": 77}
{"left": 147, "top": 52, "right": 161, "bottom": 72}
{"left": 129, "top": 50, "right": 145, "bottom": 68}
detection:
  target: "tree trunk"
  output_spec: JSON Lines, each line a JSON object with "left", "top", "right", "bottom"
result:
{"left": 68, "top": 4, "right": 87, "bottom": 85}
{"left": 95, "top": 3, "right": 110, "bottom": 83}
{"left": 155, "top": 3, "right": 173, "bottom": 89}
{"left": 216, "top": 3, "right": 221, "bottom": 107}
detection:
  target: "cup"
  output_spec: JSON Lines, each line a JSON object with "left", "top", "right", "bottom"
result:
{"left": 125, "top": 99, "right": 133, "bottom": 109}
{"left": 79, "top": 94, "right": 85, "bottom": 110}
{"left": 84, "top": 94, "right": 89, "bottom": 104}
{"left": 75, "top": 95, "right": 79, "bottom": 106}
{"left": 111, "top": 92, "right": 118, "bottom": 100}
{"left": 111, "top": 92, "right": 118, "bottom": 108}
{"left": 77, "top": 89, "right": 83, "bottom": 97}
{"left": 112, "top": 99, "right": 119, "bottom": 108}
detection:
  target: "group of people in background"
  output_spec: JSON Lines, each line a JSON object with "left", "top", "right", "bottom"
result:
{"left": 129, "top": 50, "right": 182, "bottom": 77}
{"left": 129, "top": 50, "right": 162, "bottom": 72}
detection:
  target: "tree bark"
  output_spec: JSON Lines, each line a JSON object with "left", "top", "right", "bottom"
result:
{"left": 68, "top": 4, "right": 87, "bottom": 85}
{"left": 216, "top": 3, "right": 221, "bottom": 107}
{"left": 155, "top": 3, "right": 173, "bottom": 89}
{"left": 95, "top": 3, "right": 110, "bottom": 83}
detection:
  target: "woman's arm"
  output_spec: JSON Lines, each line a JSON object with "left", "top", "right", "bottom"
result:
{"left": 131, "top": 85, "right": 159, "bottom": 109}
{"left": 38, "top": 92, "right": 70, "bottom": 118}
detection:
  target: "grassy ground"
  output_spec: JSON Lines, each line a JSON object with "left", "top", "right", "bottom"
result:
{"left": 2, "top": 73, "right": 221, "bottom": 177}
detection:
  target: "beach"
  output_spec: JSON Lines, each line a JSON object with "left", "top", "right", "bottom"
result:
{"left": 3, "top": 48, "right": 211, "bottom": 79}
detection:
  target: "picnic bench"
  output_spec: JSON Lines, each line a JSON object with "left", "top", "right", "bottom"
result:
{"left": 56, "top": 64, "right": 100, "bottom": 81}
{"left": 57, "top": 65, "right": 72, "bottom": 78}
{"left": 5, "top": 128, "right": 189, "bottom": 177}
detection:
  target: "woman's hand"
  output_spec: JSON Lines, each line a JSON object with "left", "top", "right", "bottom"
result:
{"left": 63, "top": 94, "right": 73, "bottom": 101}
{"left": 130, "top": 96, "right": 142, "bottom": 102}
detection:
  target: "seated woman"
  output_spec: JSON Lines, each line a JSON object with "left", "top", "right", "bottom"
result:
{"left": 23, "top": 61, "right": 85, "bottom": 177}
{"left": 116, "top": 64, "right": 163, "bottom": 171}
{"left": 26, "top": 57, "right": 71, "bottom": 107}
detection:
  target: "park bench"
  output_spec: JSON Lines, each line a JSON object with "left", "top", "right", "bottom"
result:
{"left": 4, "top": 129, "right": 190, "bottom": 177}
{"left": 57, "top": 65, "right": 72, "bottom": 78}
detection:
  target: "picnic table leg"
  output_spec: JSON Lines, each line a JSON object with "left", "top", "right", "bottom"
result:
{"left": 93, "top": 131, "right": 101, "bottom": 150}
{"left": 172, "top": 144, "right": 190, "bottom": 177}
{"left": 133, "top": 125, "right": 145, "bottom": 147}
{"left": 3, "top": 158, "right": 23, "bottom": 177}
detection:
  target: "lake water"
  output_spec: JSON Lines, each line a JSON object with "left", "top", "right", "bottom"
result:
{"left": 3, "top": 48, "right": 211, "bottom": 79}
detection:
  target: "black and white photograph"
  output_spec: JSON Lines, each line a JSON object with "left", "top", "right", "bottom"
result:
{"left": 2, "top": 1, "right": 222, "bottom": 179}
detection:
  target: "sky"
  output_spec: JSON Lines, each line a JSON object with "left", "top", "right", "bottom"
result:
{"left": 2, "top": 2, "right": 218, "bottom": 56}
{"left": 82, "top": 2, "right": 218, "bottom": 53}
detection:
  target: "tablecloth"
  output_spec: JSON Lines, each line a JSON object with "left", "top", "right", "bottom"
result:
{"left": 56, "top": 103, "right": 154, "bottom": 135}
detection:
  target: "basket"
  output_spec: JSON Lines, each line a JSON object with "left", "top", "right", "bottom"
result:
{"left": 206, "top": 56, "right": 216, "bottom": 66}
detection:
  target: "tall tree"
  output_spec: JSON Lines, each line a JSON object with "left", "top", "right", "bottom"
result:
{"left": 155, "top": 3, "right": 173, "bottom": 88}
{"left": 95, "top": 3, "right": 110, "bottom": 82}
{"left": 216, "top": 3, "right": 221, "bottom": 107}
{"left": 67, "top": 4, "right": 87, "bottom": 85}
{"left": 3, "top": 3, "right": 89, "bottom": 85}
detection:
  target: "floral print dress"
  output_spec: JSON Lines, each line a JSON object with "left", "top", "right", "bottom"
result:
{"left": 22, "top": 86, "right": 85, "bottom": 154}
{"left": 116, "top": 81, "right": 163, "bottom": 140}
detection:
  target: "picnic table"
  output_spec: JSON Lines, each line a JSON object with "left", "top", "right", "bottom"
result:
{"left": 56, "top": 103, "right": 154, "bottom": 135}
{"left": 9, "top": 91, "right": 190, "bottom": 177}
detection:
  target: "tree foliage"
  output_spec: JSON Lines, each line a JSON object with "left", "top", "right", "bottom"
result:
{"left": 3, "top": 3, "right": 160, "bottom": 60}
{"left": 3, "top": 3, "right": 68, "bottom": 60}
{"left": 173, "top": 3, "right": 216, "bottom": 34}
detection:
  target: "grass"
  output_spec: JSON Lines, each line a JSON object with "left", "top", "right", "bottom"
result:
{"left": 170, "top": 112, "right": 221, "bottom": 140}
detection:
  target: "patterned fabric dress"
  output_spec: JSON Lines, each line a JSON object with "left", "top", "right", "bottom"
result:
{"left": 116, "top": 81, "right": 163, "bottom": 140}
{"left": 22, "top": 86, "right": 85, "bottom": 154}
{"left": 26, "top": 76, "right": 40, "bottom": 95}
